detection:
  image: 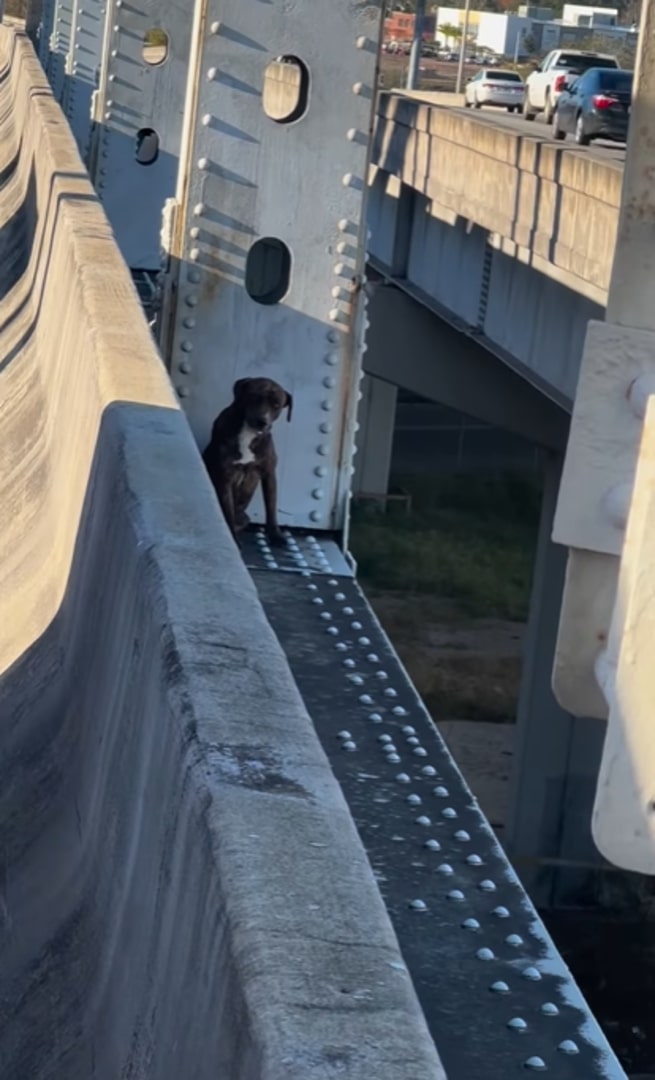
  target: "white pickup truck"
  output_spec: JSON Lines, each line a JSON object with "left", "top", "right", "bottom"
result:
{"left": 523, "top": 49, "right": 620, "bottom": 123}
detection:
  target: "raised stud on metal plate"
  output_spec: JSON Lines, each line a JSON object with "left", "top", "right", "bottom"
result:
{"left": 424, "top": 838, "right": 441, "bottom": 851}
{"left": 392, "top": 706, "right": 408, "bottom": 716}
{"left": 492, "top": 905, "right": 510, "bottom": 918}
{"left": 414, "top": 747, "right": 428, "bottom": 758}
{"left": 416, "top": 815, "right": 431, "bottom": 827}
{"left": 337, "top": 731, "right": 352, "bottom": 741}
{"left": 447, "top": 889, "right": 465, "bottom": 902}
{"left": 506, "top": 934, "right": 523, "bottom": 947}
{"left": 407, "top": 794, "right": 422, "bottom": 806}
{"left": 557, "top": 1041, "right": 579, "bottom": 1055}
{"left": 409, "top": 899, "right": 427, "bottom": 911}
{"left": 477, "top": 947, "right": 495, "bottom": 961}
{"left": 540, "top": 1002, "right": 559, "bottom": 1017}
{"left": 454, "top": 830, "right": 471, "bottom": 842}
{"left": 524, "top": 1057, "right": 547, "bottom": 1072}
{"left": 396, "top": 773, "right": 411, "bottom": 784}
{"left": 442, "top": 807, "right": 457, "bottom": 818}
{"left": 507, "top": 1018, "right": 528, "bottom": 1033}
{"left": 479, "top": 879, "right": 496, "bottom": 892}
{"left": 466, "top": 854, "right": 483, "bottom": 867}
{"left": 521, "top": 967, "right": 541, "bottom": 982}
{"left": 437, "top": 863, "right": 454, "bottom": 875}
{"left": 421, "top": 765, "right": 437, "bottom": 777}
{"left": 462, "top": 918, "right": 480, "bottom": 931}
{"left": 342, "top": 741, "right": 356, "bottom": 752}
{"left": 434, "top": 786, "right": 449, "bottom": 798}
{"left": 490, "top": 980, "right": 510, "bottom": 994}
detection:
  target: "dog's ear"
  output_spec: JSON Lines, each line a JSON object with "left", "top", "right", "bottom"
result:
{"left": 285, "top": 391, "right": 293, "bottom": 422}
{"left": 233, "top": 378, "right": 252, "bottom": 401}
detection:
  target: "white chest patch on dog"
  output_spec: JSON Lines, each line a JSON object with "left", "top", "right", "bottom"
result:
{"left": 235, "top": 425, "right": 258, "bottom": 465}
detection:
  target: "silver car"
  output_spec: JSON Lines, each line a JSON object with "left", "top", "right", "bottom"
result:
{"left": 464, "top": 68, "right": 525, "bottom": 113}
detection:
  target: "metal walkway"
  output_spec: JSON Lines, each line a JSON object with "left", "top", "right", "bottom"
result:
{"left": 242, "top": 529, "right": 627, "bottom": 1079}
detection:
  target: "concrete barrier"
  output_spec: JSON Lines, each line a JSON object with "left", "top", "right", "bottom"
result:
{"left": 0, "top": 29, "right": 445, "bottom": 1079}
{"left": 373, "top": 91, "right": 622, "bottom": 306}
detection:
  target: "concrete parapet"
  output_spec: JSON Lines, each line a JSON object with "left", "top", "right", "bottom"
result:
{"left": 0, "top": 28, "right": 444, "bottom": 1079}
{"left": 374, "top": 91, "right": 622, "bottom": 305}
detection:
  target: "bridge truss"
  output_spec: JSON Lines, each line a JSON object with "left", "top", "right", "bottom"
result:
{"left": 27, "top": 0, "right": 627, "bottom": 1074}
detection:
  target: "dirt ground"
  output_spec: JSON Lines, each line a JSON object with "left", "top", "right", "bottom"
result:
{"left": 367, "top": 589, "right": 520, "bottom": 835}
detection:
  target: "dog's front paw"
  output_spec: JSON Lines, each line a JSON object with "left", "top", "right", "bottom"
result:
{"left": 266, "top": 527, "right": 286, "bottom": 548}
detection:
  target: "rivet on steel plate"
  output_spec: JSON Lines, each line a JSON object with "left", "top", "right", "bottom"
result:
{"left": 319, "top": 612, "right": 332, "bottom": 621}
{"left": 540, "top": 1003, "right": 559, "bottom": 1017}
{"left": 506, "top": 934, "right": 523, "bottom": 947}
{"left": 368, "top": 713, "right": 383, "bottom": 723}
{"left": 462, "top": 918, "right": 480, "bottom": 931}
{"left": 521, "top": 967, "right": 541, "bottom": 982}
{"left": 396, "top": 773, "right": 411, "bottom": 784}
{"left": 312, "top": 597, "right": 324, "bottom": 606}
{"left": 343, "top": 658, "right": 356, "bottom": 668}
{"left": 358, "top": 637, "right": 372, "bottom": 647}
{"left": 490, "top": 981, "right": 510, "bottom": 994}
{"left": 342, "top": 741, "right": 356, "bottom": 752}
{"left": 402, "top": 725, "right": 416, "bottom": 736}
{"left": 479, "top": 879, "right": 496, "bottom": 892}
{"left": 350, "top": 675, "right": 364, "bottom": 686}
{"left": 407, "top": 794, "right": 422, "bottom": 806}
{"left": 387, "top": 754, "right": 401, "bottom": 763}
{"left": 337, "top": 731, "right": 352, "bottom": 741}
{"left": 447, "top": 890, "right": 465, "bottom": 902}
{"left": 383, "top": 744, "right": 397, "bottom": 755}
{"left": 336, "top": 642, "right": 348, "bottom": 652}
{"left": 416, "top": 816, "right": 431, "bottom": 827}
{"left": 557, "top": 1041, "right": 579, "bottom": 1055}
{"left": 507, "top": 1018, "right": 528, "bottom": 1033}
{"left": 327, "top": 627, "right": 339, "bottom": 636}
{"left": 477, "top": 948, "right": 495, "bottom": 961}
{"left": 524, "top": 1057, "right": 547, "bottom": 1071}
{"left": 437, "top": 863, "right": 454, "bottom": 875}
{"left": 342, "top": 606, "right": 354, "bottom": 616}
{"left": 378, "top": 735, "right": 392, "bottom": 744}
{"left": 376, "top": 671, "right": 389, "bottom": 680}
{"left": 414, "top": 748, "right": 428, "bottom": 758}
{"left": 406, "top": 736, "right": 419, "bottom": 747}
{"left": 424, "top": 839, "right": 441, "bottom": 851}
{"left": 384, "top": 688, "right": 398, "bottom": 698}
{"left": 309, "top": 511, "right": 321, "bottom": 522}
{"left": 409, "top": 899, "right": 427, "bottom": 911}
{"left": 434, "top": 786, "right": 449, "bottom": 798}
{"left": 335, "top": 592, "right": 346, "bottom": 601}
{"left": 466, "top": 854, "right": 483, "bottom": 867}
{"left": 421, "top": 765, "right": 437, "bottom": 777}
{"left": 368, "top": 653, "right": 380, "bottom": 663}
{"left": 351, "top": 621, "right": 363, "bottom": 630}
{"left": 492, "top": 906, "right": 510, "bottom": 918}
{"left": 441, "top": 807, "right": 457, "bottom": 818}
{"left": 392, "top": 706, "right": 408, "bottom": 716}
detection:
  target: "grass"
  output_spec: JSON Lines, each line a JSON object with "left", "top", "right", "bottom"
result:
{"left": 350, "top": 470, "right": 542, "bottom": 622}
{"left": 350, "top": 470, "right": 542, "bottom": 723}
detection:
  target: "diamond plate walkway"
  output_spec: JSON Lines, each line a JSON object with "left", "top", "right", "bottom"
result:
{"left": 243, "top": 529, "right": 627, "bottom": 1079}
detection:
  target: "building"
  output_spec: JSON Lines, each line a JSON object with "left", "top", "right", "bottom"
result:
{"left": 384, "top": 10, "right": 437, "bottom": 43}
{"left": 437, "top": 4, "right": 637, "bottom": 58}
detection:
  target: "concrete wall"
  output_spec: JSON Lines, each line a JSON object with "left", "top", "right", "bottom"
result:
{"left": 369, "top": 93, "right": 618, "bottom": 403}
{"left": 0, "top": 29, "right": 445, "bottom": 1079}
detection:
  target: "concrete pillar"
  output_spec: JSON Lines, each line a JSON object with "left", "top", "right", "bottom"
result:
{"left": 352, "top": 375, "right": 397, "bottom": 497}
{"left": 506, "top": 451, "right": 607, "bottom": 908}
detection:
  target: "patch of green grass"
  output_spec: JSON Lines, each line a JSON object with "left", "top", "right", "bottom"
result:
{"left": 350, "top": 471, "right": 542, "bottom": 622}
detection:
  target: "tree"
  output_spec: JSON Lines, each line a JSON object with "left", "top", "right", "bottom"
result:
{"left": 438, "top": 21, "right": 462, "bottom": 46}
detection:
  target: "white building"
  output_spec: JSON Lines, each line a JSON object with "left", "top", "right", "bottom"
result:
{"left": 562, "top": 4, "right": 618, "bottom": 26}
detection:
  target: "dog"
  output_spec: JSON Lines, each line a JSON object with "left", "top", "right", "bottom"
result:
{"left": 202, "top": 377, "right": 293, "bottom": 547}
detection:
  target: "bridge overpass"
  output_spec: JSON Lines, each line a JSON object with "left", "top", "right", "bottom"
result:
{"left": 0, "top": 3, "right": 637, "bottom": 1078}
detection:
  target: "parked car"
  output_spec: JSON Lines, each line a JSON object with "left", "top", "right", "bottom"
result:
{"left": 464, "top": 68, "right": 525, "bottom": 112}
{"left": 523, "top": 48, "right": 619, "bottom": 123}
{"left": 553, "top": 66, "right": 633, "bottom": 145}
